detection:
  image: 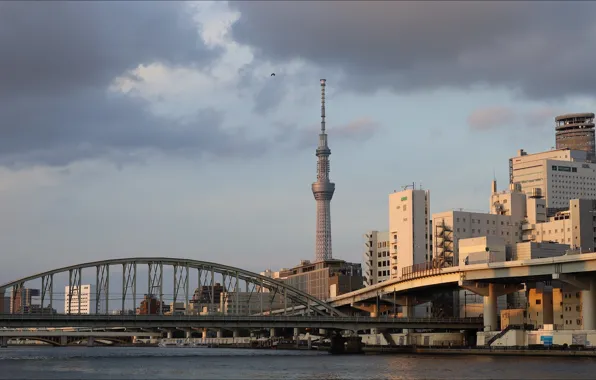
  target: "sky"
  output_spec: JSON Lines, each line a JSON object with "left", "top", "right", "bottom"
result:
{"left": 2, "top": 1, "right": 596, "bottom": 283}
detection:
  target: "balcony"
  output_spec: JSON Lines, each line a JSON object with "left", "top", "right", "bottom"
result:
{"left": 521, "top": 223, "right": 535, "bottom": 231}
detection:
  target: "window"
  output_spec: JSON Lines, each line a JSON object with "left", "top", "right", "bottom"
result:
{"left": 536, "top": 299, "right": 542, "bottom": 305}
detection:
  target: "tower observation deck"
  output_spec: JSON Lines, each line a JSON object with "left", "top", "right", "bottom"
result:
{"left": 312, "top": 79, "right": 335, "bottom": 262}
{"left": 555, "top": 112, "right": 596, "bottom": 161}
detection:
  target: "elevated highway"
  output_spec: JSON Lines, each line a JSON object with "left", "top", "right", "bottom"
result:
{"left": 329, "top": 252, "right": 596, "bottom": 308}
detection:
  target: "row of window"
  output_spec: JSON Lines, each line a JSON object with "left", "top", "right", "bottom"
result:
{"left": 377, "top": 270, "right": 390, "bottom": 277}
{"left": 455, "top": 228, "right": 518, "bottom": 237}
{"left": 456, "top": 217, "right": 513, "bottom": 226}
{"left": 377, "top": 251, "right": 389, "bottom": 258}
{"left": 563, "top": 319, "right": 582, "bottom": 326}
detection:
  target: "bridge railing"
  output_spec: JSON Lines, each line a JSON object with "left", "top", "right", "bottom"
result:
{"left": 0, "top": 313, "right": 483, "bottom": 324}
{"left": 400, "top": 262, "right": 443, "bottom": 281}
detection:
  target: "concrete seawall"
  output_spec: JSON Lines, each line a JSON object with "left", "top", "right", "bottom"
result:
{"left": 363, "top": 346, "right": 596, "bottom": 357}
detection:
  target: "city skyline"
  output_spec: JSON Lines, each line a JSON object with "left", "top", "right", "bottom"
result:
{"left": 3, "top": 1, "right": 596, "bottom": 284}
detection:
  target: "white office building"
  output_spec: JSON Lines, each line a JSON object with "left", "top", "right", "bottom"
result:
{"left": 510, "top": 148, "right": 596, "bottom": 209}
{"left": 388, "top": 188, "right": 431, "bottom": 279}
{"left": 363, "top": 231, "right": 391, "bottom": 286}
{"left": 64, "top": 285, "right": 95, "bottom": 315}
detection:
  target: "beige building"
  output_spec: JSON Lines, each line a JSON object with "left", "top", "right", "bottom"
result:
{"left": 511, "top": 241, "right": 570, "bottom": 261}
{"left": 510, "top": 148, "right": 596, "bottom": 209}
{"left": 219, "top": 291, "right": 285, "bottom": 315}
{"left": 553, "top": 284, "right": 583, "bottom": 330}
{"left": 363, "top": 231, "right": 391, "bottom": 286}
{"left": 432, "top": 209, "right": 521, "bottom": 267}
{"left": 388, "top": 188, "right": 431, "bottom": 278}
{"left": 266, "top": 259, "right": 363, "bottom": 301}
{"left": 526, "top": 285, "right": 554, "bottom": 330}
{"left": 521, "top": 199, "right": 596, "bottom": 252}
{"left": 458, "top": 236, "right": 507, "bottom": 266}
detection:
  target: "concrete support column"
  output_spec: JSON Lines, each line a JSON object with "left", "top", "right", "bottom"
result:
{"left": 0, "top": 336, "right": 7, "bottom": 348}
{"left": 87, "top": 336, "right": 94, "bottom": 347}
{"left": 60, "top": 336, "right": 68, "bottom": 346}
{"left": 216, "top": 329, "right": 223, "bottom": 338}
{"left": 402, "top": 297, "right": 413, "bottom": 334}
{"left": 402, "top": 297, "right": 414, "bottom": 318}
{"left": 233, "top": 329, "right": 240, "bottom": 338}
{"left": 294, "top": 328, "right": 300, "bottom": 347}
{"left": 483, "top": 283, "right": 498, "bottom": 332}
{"left": 583, "top": 277, "right": 596, "bottom": 330}
{"left": 185, "top": 330, "right": 192, "bottom": 339}
{"left": 201, "top": 328, "right": 207, "bottom": 342}
{"left": 166, "top": 330, "right": 173, "bottom": 339}
{"left": 270, "top": 328, "right": 276, "bottom": 337}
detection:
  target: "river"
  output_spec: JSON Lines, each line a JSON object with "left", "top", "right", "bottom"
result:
{"left": 0, "top": 347, "right": 595, "bottom": 379}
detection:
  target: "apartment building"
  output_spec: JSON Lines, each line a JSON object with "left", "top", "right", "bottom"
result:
{"left": 388, "top": 188, "right": 431, "bottom": 278}
{"left": 363, "top": 231, "right": 391, "bottom": 286}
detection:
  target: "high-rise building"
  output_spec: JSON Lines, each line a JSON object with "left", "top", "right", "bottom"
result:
{"left": 363, "top": 231, "right": 391, "bottom": 286}
{"left": 388, "top": 188, "right": 431, "bottom": 278}
{"left": 9, "top": 288, "right": 39, "bottom": 314}
{"left": 311, "top": 79, "right": 335, "bottom": 262}
{"left": 64, "top": 285, "right": 95, "bottom": 315}
{"left": 555, "top": 113, "right": 595, "bottom": 162}
{"left": 509, "top": 148, "right": 596, "bottom": 210}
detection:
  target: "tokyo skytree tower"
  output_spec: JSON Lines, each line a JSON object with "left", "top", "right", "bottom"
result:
{"left": 311, "top": 79, "right": 335, "bottom": 262}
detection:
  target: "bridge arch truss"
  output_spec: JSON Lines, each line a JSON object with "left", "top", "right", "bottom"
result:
{"left": 0, "top": 258, "right": 345, "bottom": 317}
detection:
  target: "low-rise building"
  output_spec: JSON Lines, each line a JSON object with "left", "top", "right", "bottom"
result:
{"left": 553, "top": 284, "right": 583, "bottom": 330}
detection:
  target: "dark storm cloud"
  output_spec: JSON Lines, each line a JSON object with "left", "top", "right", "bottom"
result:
{"left": 0, "top": 1, "right": 262, "bottom": 167}
{"left": 229, "top": 1, "right": 596, "bottom": 99}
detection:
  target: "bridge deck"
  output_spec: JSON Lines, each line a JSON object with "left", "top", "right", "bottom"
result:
{"left": 0, "top": 315, "right": 482, "bottom": 330}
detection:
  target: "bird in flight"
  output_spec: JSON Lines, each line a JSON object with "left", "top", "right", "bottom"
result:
{"left": 271, "top": 73, "right": 275, "bottom": 76}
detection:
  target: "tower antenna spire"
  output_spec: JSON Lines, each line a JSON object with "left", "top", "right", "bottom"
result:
{"left": 312, "top": 79, "right": 335, "bottom": 262}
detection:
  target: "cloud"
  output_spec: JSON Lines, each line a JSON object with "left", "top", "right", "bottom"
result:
{"left": 468, "top": 106, "right": 565, "bottom": 131}
{"left": 0, "top": 1, "right": 266, "bottom": 168}
{"left": 278, "top": 117, "right": 381, "bottom": 150}
{"left": 229, "top": 1, "right": 596, "bottom": 100}
{"left": 467, "top": 107, "right": 517, "bottom": 131}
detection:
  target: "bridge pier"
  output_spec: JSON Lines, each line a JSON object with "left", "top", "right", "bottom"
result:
{"left": 583, "top": 277, "right": 596, "bottom": 330}
{"left": 201, "top": 329, "right": 207, "bottom": 342}
{"left": 1, "top": 336, "right": 7, "bottom": 348}
{"left": 166, "top": 330, "right": 173, "bottom": 339}
{"left": 460, "top": 281, "right": 523, "bottom": 331}
{"left": 185, "top": 329, "right": 192, "bottom": 339}
{"left": 269, "top": 328, "right": 276, "bottom": 338}
{"left": 233, "top": 329, "right": 240, "bottom": 338}
{"left": 216, "top": 329, "right": 223, "bottom": 338}
{"left": 483, "top": 284, "right": 498, "bottom": 332}
{"left": 60, "top": 336, "right": 67, "bottom": 346}
{"left": 329, "top": 333, "right": 363, "bottom": 355}
{"left": 87, "top": 336, "right": 94, "bottom": 347}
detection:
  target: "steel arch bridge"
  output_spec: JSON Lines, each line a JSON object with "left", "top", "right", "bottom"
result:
{"left": 0, "top": 257, "right": 345, "bottom": 317}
